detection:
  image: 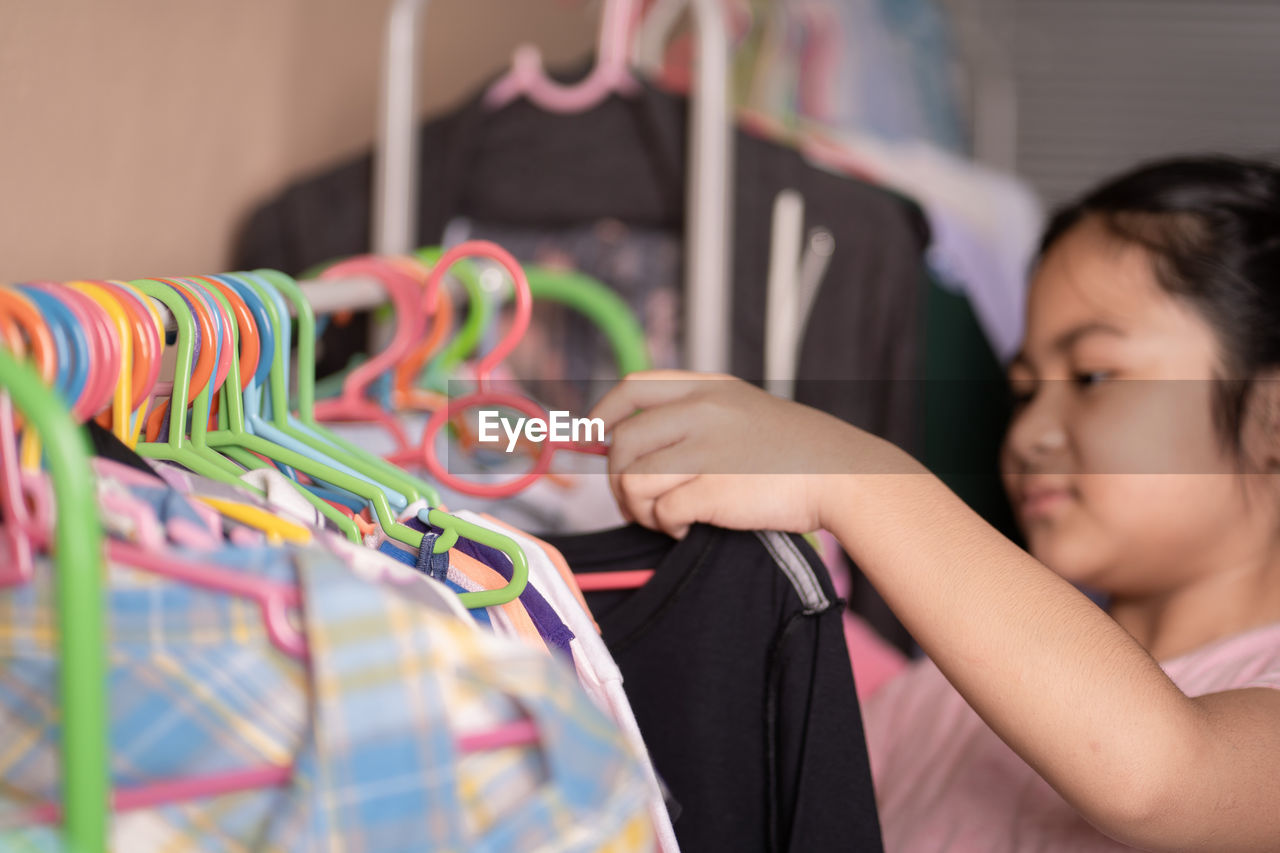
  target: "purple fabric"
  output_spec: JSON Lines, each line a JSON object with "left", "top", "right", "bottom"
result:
{"left": 406, "top": 516, "right": 575, "bottom": 661}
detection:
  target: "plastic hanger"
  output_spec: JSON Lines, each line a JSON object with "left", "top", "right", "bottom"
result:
{"left": 0, "top": 350, "right": 306, "bottom": 844}
{"left": 248, "top": 269, "right": 440, "bottom": 508}
{"left": 410, "top": 248, "right": 494, "bottom": 394}
{"left": 79, "top": 289, "right": 126, "bottom": 420}
{"left": 25, "top": 284, "right": 99, "bottom": 419}
{"left": 1, "top": 331, "right": 541, "bottom": 853}
{"left": 15, "top": 284, "right": 96, "bottom": 409}
{"left": 203, "top": 294, "right": 436, "bottom": 555}
{"left": 8, "top": 285, "right": 78, "bottom": 402}
{"left": 131, "top": 278, "right": 261, "bottom": 487}
{"left": 99, "top": 280, "right": 164, "bottom": 445}
{"left": 52, "top": 283, "right": 120, "bottom": 421}
{"left": 0, "top": 368, "right": 37, "bottom": 588}
{"left": 89, "top": 281, "right": 161, "bottom": 445}
{"left": 199, "top": 273, "right": 530, "bottom": 606}
{"left": 312, "top": 256, "right": 429, "bottom": 455}
{"left": 209, "top": 269, "right": 415, "bottom": 523}
{"left": 395, "top": 251, "right": 632, "bottom": 410}
{"left": 163, "top": 277, "right": 232, "bottom": 432}
{"left": 0, "top": 348, "right": 108, "bottom": 853}
{"left": 176, "top": 276, "right": 363, "bottom": 544}
{"left": 161, "top": 278, "right": 247, "bottom": 480}
{"left": 67, "top": 282, "right": 135, "bottom": 442}
{"left": 520, "top": 265, "right": 652, "bottom": 375}
{"left": 164, "top": 278, "right": 243, "bottom": 448}
{"left": 200, "top": 275, "right": 371, "bottom": 540}
{"left": 142, "top": 277, "right": 213, "bottom": 442}
{"left": 485, "top": 0, "right": 640, "bottom": 113}
{"left": 444, "top": 264, "right": 651, "bottom": 460}
{"left": 387, "top": 242, "right": 608, "bottom": 498}
{"left": 390, "top": 255, "right": 453, "bottom": 411}
{"left": 12, "top": 283, "right": 111, "bottom": 467}
{"left": 0, "top": 307, "right": 24, "bottom": 356}
{"left": 197, "top": 276, "right": 261, "bottom": 392}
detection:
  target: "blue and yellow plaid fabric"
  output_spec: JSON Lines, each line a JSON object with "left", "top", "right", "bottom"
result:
{"left": 0, "top": 539, "right": 653, "bottom": 851}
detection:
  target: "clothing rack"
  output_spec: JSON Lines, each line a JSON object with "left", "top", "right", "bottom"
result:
{"left": 157, "top": 276, "right": 390, "bottom": 330}
{"left": 371, "top": 0, "right": 734, "bottom": 373}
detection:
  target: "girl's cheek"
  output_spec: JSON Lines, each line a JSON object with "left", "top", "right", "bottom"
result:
{"left": 1073, "top": 382, "right": 1219, "bottom": 476}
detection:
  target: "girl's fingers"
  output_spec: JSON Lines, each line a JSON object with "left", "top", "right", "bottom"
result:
{"left": 651, "top": 476, "right": 721, "bottom": 540}
{"left": 589, "top": 370, "right": 735, "bottom": 431}
{"left": 608, "top": 402, "right": 695, "bottom": 475}
{"left": 613, "top": 445, "right": 701, "bottom": 530}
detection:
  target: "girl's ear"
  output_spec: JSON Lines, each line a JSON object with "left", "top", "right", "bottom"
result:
{"left": 1242, "top": 371, "right": 1280, "bottom": 472}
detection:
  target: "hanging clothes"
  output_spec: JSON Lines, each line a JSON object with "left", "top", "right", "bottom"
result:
{"left": 542, "top": 523, "right": 884, "bottom": 853}
{"left": 0, "top": 537, "right": 656, "bottom": 851}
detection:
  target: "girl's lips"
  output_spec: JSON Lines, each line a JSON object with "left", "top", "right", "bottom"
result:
{"left": 1020, "top": 488, "right": 1074, "bottom": 520}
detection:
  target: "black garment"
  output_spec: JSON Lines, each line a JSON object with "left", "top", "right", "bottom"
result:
{"left": 234, "top": 81, "right": 930, "bottom": 453}
{"left": 543, "top": 523, "right": 883, "bottom": 853}
{"left": 85, "top": 421, "right": 162, "bottom": 480}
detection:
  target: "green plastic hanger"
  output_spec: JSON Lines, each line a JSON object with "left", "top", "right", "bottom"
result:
{"left": 0, "top": 348, "right": 108, "bottom": 853}
{"left": 189, "top": 279, "right": 519, "bottom": 597}
{"left": 130, "top": 279, "right": 263, "bottom": 488}
{"left": 251, "top": 269, "right": 440, "bottom": 507}
{"left": 521, "top": 265, "right": 652, "bottom": 375}
{"left": 407, "top": 250, "right": 651, "bottom": 386}
{"left": 245, "top": 265, "right": 530, "bottom": 608}
{"left": 179, "top": 278, "right": 362, "bottom": 544}
{"left": 233, "top": 270, "right": 420, "bottom": 512}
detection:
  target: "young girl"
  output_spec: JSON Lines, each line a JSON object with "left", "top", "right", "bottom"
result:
{"left": 590, "top": 157, "right": 1280, "bottom": 851}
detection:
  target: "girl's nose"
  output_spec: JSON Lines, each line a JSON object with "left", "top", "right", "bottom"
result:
{"left": 1005, "top": 387, "right": 1069, "bottom": 470}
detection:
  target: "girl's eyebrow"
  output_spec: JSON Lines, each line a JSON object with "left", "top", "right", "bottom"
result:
{"left": 1051, "top": 321, "right": 1126, "bottom": 353}
{"left": 1009, "top": 322, "right": 1126, "bottom": 374}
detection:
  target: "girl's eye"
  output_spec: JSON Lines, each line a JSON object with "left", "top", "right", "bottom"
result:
{"left": 1009, "top": 383, "right": 1036, "bottom": 409}
{"left": 1073, "top": 370, "right": 1112, "bottom": 389}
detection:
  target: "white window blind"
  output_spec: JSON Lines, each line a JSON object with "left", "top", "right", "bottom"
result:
{"left": 946, "top": 0, "right": 1280, "bottom": 206}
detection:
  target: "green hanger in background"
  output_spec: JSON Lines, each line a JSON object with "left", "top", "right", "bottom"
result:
{"left": 252, "top": 269, "right": 440, "bottom": 507}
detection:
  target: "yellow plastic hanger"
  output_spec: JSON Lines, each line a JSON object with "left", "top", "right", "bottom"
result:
{"left": 192, "top": 496, "right": 313, "bottom": 545}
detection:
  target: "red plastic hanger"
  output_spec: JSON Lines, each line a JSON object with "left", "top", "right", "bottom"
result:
{"left": 385, "top": 241, "right": 606, "bottom": 498}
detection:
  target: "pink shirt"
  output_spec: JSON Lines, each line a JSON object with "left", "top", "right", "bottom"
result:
{"left": 865, "top": 621, "right": 1280, "bottom": 851}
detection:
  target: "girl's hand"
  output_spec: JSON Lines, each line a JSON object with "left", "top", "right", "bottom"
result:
{"left": 590, "top": 370, "right": 900, "bottom": 538}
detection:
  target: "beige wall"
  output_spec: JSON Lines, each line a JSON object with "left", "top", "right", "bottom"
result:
{"left": 0, "top": 0, "right": 597, "bottom": 282}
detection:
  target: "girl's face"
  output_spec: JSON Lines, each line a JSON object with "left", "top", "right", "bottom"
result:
{"left": 1000, "top": 217, "right": 1274, "bottom": 597}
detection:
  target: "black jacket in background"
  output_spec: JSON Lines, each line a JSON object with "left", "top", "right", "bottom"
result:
{"left": 234, "top": 81, "right": 930, "bottom": 453}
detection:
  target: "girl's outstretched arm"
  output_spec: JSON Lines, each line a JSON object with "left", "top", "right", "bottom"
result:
{"left": 592, "top": 371, "right": 1280, "bottom": 852}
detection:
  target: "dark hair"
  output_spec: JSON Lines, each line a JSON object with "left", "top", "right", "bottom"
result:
{"left": 1038, "top": 156, "right": 1280, "bottom": 452}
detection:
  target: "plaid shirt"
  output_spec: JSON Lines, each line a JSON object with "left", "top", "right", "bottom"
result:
{"left": 0, "top": 527, "right": 653, "bottom": 850}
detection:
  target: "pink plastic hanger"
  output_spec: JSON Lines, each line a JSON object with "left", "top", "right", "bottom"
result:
{"left": 573, "top": 569, "right": 655, "bottom": 592}
{"left": 312, "top": 256, "right": 431, "bottom": 453}
{"left": 95, "top": 281, "right": 162, "bottom": 412}
{"left": 385, "top": 241, "right": 606, "bottom": 498}
{"left": 484, "top": 0, "right": 641, "bottom": 113}
{"left": 56, "top": 284, "right": 121, "bottom": 420}
{"left": 23, "top": 712, "right": 541, "bottom": 826}
{"left": 22, "top": 283, "right": 116, "bottom": 422}
{"left": 0, "top": 394, "right": 35, "bottom": 587}
{"left": 110, "top": 540, "right": 308, "bottom": 658}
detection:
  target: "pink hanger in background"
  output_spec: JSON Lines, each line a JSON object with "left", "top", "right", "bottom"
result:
{"left": 485, "top": 0, "right": 641, "bottom": 113}
{"left": 312, "top": 256, "right": 431, "bottom": 453}
{"left": 386, "top": 240, "right": 607, "bottom": 499}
